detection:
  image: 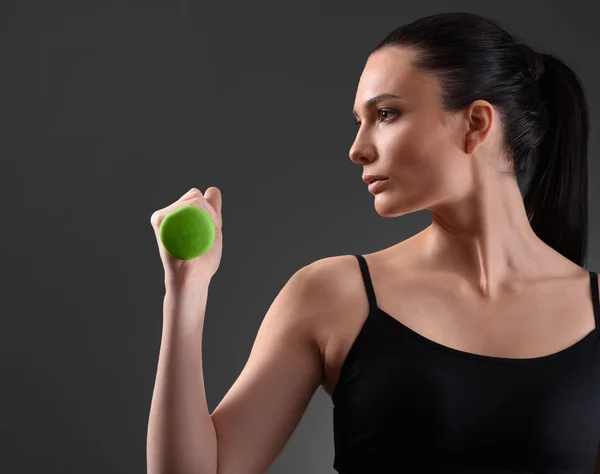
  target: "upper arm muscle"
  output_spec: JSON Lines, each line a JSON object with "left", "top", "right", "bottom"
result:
{"left": 210, "top": 259, "right": 336, "bottom": 474}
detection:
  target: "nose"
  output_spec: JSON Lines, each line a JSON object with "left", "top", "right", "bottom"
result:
{"left": 349, "top": 135, "right": 376, "bottom": 165}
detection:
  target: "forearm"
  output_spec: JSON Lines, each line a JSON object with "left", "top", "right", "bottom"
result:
{"left": 147, "top": 280, "right": 217, "bottom": 474}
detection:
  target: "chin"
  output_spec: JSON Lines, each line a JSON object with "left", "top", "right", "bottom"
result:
{"left": 374, "top": 195, "right": 422, "bottom": 218}
{"left": 374, "top": 205, "right": 414, "bottom": 219}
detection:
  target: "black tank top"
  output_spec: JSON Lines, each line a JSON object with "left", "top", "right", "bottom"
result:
{"left": 332, "top": 254, "right": 600, "bottom": 473}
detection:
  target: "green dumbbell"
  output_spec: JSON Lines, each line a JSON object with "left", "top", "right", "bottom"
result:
{"left": 159, "top": 205, "right": 222, "bottom": 260}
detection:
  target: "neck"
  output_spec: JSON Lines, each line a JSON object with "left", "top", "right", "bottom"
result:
{"left": 422, "top": 172, "right": 572, "bottom": 299}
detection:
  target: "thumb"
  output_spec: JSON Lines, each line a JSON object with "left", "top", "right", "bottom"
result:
{"left": 204, "top": 186, "right": 222, "bottom": 227}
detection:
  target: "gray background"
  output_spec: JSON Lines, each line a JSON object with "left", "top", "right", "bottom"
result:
{"left": 5, "top": 0, "right": 599, "bottom": 473}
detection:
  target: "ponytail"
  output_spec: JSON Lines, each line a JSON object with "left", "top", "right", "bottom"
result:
{"left": 523, "top": 53, "right": 590, "bottom": 266}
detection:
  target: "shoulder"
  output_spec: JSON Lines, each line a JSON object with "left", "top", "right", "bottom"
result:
{"left": 300, "top": 253, "right": 361, "bottom": 281}
{"left": 292, "top": 254, "right": 371, "bottom": 352}
{"left": 254, "top": 256, "right": 363, "bottom": 376}
{"left": 282, "top": 254, "right": 364, "bottom": 327}
{"left": 272, "top": 255, "right": 363, "bottom": 329}
{"left": 296, "top": 254, "right": 365, "bottom": 303}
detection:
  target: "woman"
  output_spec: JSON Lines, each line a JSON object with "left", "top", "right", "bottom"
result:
{"left": 147, "top": 11, "right": 599, "bottom": 474}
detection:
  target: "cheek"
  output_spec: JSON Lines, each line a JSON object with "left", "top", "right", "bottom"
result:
{"left": 386, "top": 129, "right": 442, "bottom": 179}
{"left": 388, "top": 130, "right": 469, "bottom": 196}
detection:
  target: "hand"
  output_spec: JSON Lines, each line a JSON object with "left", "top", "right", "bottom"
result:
{"left": 150, "top": 187, "right": 223, "bottom": 286}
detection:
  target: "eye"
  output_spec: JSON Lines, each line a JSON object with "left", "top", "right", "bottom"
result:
{"left": 353, "top": 109, "right": 400, "bottom": 129}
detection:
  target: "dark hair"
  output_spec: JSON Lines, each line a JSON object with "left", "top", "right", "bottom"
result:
{"left": 372, "top": 12, "right": 590, "bottom": 267}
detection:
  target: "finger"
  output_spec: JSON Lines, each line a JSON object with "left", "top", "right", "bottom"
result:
{"left": 151, "top": 188, "right": 201, "bottom": 228}
{"left": 203, "top": 187, "right": 222, "bottom": 226}
{"left": 178, "top": 187, "right": 203, "bottom": 202}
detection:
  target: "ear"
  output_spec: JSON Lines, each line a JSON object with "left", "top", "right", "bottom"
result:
{"left": 464, "top": 99, "right": 495, "bottom": 154}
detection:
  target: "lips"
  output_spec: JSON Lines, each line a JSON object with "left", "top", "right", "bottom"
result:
{"left": 362, "top": 175, "right": 388, "bottom": 185}
{"left": 367, "top": 178, "right": 388, "bottom": 193}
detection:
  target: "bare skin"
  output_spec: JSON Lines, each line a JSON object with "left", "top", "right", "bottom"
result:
{"left": 320, "top": 46, "right": 597, "bottom": 396}
{"left": 184, "top": 46, "right": 597, "bottom": 474}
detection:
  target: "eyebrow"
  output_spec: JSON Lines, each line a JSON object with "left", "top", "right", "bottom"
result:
{"left": 353, "top": 93, "right": 404, "bottom": 117}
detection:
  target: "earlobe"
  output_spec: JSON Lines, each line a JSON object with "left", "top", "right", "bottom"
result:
{"left": 465, "top": 134, "right": 475, "bottom": 154}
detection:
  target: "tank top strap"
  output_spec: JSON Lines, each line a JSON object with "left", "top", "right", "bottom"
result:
{"left": 354, "top": 254, "right": 378, "bottom": 314}
{"left": 589, "top": 271, "right": 600, "bottom": 337}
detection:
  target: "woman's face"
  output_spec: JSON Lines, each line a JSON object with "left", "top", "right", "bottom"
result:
{"left": 350, "top": 47, "right": 481, "bottom": 218}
